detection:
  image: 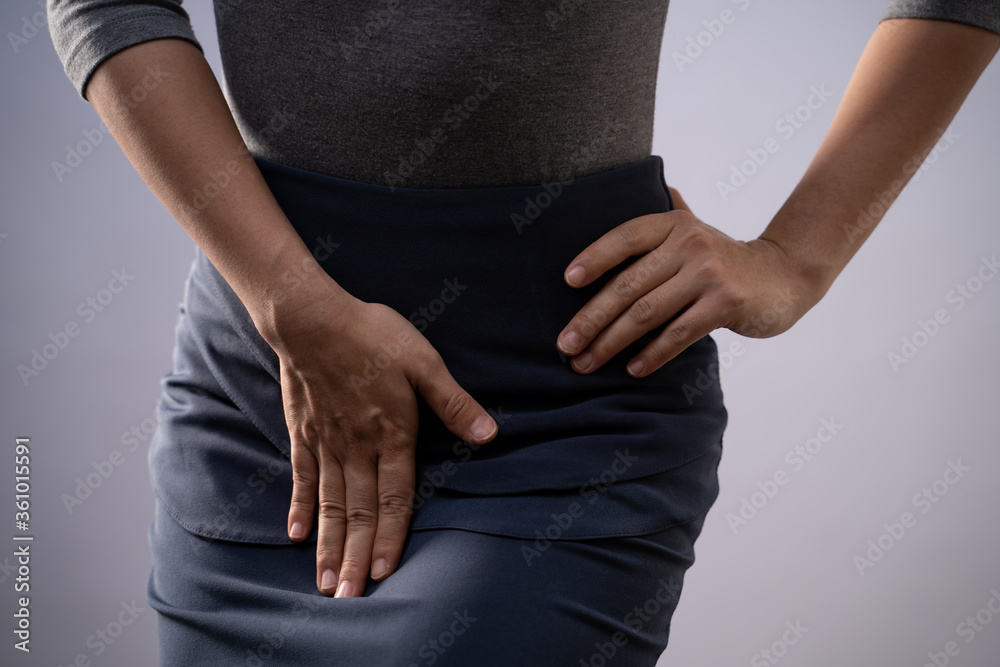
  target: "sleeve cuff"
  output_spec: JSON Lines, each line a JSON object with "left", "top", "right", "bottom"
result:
{"left": 880, "top": 0, "right": 1000, "bottom": 36}
{"left": 57, "top": 9, "right": 204, "bottom": 100}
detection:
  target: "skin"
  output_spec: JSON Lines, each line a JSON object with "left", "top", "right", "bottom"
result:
{"left": 557, "top": 18, "right": 1000, "bottom": 374}
{"left": 84, "top": 39, "right": 498, "bottom": 600}
{"left": 80, "top": 17, "right": 997, "bottom": 599}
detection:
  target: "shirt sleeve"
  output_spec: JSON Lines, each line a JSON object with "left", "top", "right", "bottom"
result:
{"left": 46, "top": 0, "right": 204, "bottom": 101}
{"left": 880, "top": 0, "right": 1000, "bottom": 35}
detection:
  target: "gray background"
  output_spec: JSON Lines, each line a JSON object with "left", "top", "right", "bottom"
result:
{"left": 1, "top": 0, "right": 997, "bottom": 665}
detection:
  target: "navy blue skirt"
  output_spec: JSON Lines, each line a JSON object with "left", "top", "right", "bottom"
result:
{"left": 147, "top": 153, "right": 728, "bottom": 665}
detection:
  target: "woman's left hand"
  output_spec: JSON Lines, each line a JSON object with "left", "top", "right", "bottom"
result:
{"left": 556, "top": 188, "right": 825, "bottom": 377}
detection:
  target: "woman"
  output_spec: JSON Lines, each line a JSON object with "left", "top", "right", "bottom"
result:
{"left": 47, "top": 1, "right": 1000, "bottom": 665}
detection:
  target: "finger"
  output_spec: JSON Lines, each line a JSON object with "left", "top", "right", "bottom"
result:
{"left": 559, "top": 245, "right": 682, "bottom": 362}
{"left": 410, "top": 355, "right": 498, "bottom": 445}
{"left": 369, "top": 443, "right": 415, "bottom": 582}
{"left": 335, "top": 454, "right": 379, "bottom": 598}
{"left": 625, "top": 300, "right": 722, "bottom": 377}
{"left": 315, "top": 455, "right": 348, "bottom": 596}
{"left": 558, "top": 214, "right": 683, "bottom": 357}
{"left": 667, "top": 186, "right": 693, "bottom": 214}
{"left": 287, "top": 436, "right": 319, "bottom": 542}
{"left": 562, "top": 212, "right": 672, "bottom": 290}
{"left": 571, "top": 275, "right": 702, "bottom": 375}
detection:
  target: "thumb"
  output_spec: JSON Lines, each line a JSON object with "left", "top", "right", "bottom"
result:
{"left": 668, "top": 186, "right": 694, "bottom": 215}
{"left": 410, "top": 355, "right": 498, "bottom": 445}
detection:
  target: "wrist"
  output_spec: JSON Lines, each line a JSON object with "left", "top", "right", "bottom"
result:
{"left": 245, "top": 244, "right": 358, "bottom": 351}
{"left": 747, "top": 235, "right": 833, "bottom": 316}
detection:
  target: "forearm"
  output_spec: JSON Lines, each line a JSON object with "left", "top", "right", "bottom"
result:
{"left": 84, "top": 38, "right": 350, "bottom": 345}
{"left": 758, "top": 18, "right": 999, "bottom": 300}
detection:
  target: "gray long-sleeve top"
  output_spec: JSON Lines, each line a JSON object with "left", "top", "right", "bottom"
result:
{"left": 47, "top": 1, "right": 1000, "bottom": 189}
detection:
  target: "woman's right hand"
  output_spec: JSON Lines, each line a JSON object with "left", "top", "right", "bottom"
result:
{"left": 73, "top": 36, "right": 497, "bottom": 598}
{"left": 258, "top": 270, "right": 499, "bottom": 599}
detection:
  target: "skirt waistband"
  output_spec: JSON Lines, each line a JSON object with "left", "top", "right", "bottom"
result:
{"left": 149, "top": 153, "right": 728, "bottom": 542}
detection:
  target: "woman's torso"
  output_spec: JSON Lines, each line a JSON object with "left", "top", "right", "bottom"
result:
{"left": 213, "top": 0, "right": 671, "bottom": 187}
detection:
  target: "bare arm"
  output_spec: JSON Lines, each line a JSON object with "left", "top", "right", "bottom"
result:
{"left": 555, "top": 18, "right": 999, "bottom": 375}
{"left": 84, "top": 37, "right": 498, "bottom": 597}
{"left": 84, "top": 38, "right": 338, "bottom": 342}
{"left": 758, "top": 17, "right": 1000, "bottom": 297}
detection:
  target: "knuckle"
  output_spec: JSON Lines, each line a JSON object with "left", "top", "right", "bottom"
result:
{"left": 441, "top": 390, "right": 473, "bottom": 425}
{"left": 345, "top": 506, "right": 378, "bottom": 529}
{"left": 611, "top": 270, "right": 639, "bottom": 298}
{"left": 291, "top": 467, "right": 317, "bottom": 488}
{"left": 694, "top": 256, "right": 725, "bottom": 283}
{"left": 628, "top": 295, "right": 657, "bottom": 326}
{"left": 714, "top": 285, "right": 741, "bottom": 312}
{"left": 288, "top": 497, "right": 314, "bottom": 513}
{"left": 318, "top": 498, "right": 347, "bottom": 520}
{"left": 663, "top": 321, "right": 689, "bottom": 346}
{"left": 378, "top": 490, "right": 413, "bottom": 517}
{"left": 679, "top": 226, "right": 711, "bottom": 252}
{"left": 576, "top": 308, "right": 608, "bottom": 337}
{"left": 315, "top": 543, "right": 342, "bottom": 561}
{"left": 338, "top": 556, "right": 366, "bottom": 573}
{"left": 614, "top": 222, "right": 643, "bottom": 249}
{"left": 379, "top": 431, "right": 414, "bottom": 456}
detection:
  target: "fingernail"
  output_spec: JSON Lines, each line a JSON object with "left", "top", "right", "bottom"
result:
{"left": 372, "top": 558, "right": 388, "bottom": 580}
{"left": 321, "top": 569, "right": 338, "bottom": 593}
{"left": 573, "top": 351, "right": 593, "bottom": 371}
{"left": 558, "top": 330, "right": 581, "bottom": 354}
{"left": 470, "top": 414, "right": 496, "bottom": 441}
{"left": 289, "top": 522, "right": 304, "bottom": 539}
{"left": 628, "top": 359, "right": 645, "bottom": 376}
{"left": 335, "top": 580, "right": 354, "bottom": 598}
{"left": 566, "top": 265, "right": 585, "bottom": 286}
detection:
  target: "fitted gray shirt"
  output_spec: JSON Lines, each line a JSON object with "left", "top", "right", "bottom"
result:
{"left": 47, "top": 0, "right": 1000, "bottom": 188}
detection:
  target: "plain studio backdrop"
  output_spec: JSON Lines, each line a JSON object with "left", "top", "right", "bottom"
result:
{"left": 1, "top": 0, "right": 998, "bottom": 665}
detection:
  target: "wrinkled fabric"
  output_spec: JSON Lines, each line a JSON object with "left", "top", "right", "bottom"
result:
{"left": 149, "top": 153, "right": 727, "bottom": 545}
